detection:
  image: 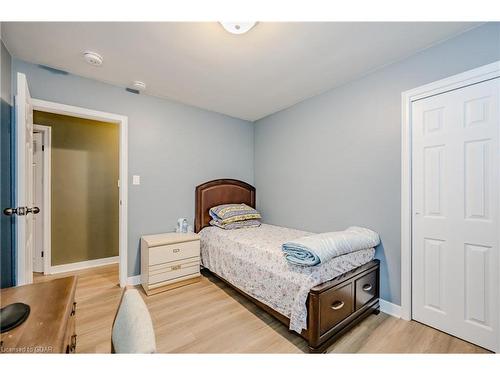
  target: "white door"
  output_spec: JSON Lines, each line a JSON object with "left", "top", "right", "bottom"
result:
{"left": 32, "top": 131, "right": 44, "bottom": 273}
{"left": 15, "top": 72, "right": 36, "bottom": 285}
{"left": 412, "top": 78, "right": 499, "bottom": 351}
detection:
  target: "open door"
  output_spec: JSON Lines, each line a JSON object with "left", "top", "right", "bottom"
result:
{"left": 12, "top": 73, "right": 39, "bottom": 285}
{"left": 0, "top": 58, "right": 14, "bottom": 288}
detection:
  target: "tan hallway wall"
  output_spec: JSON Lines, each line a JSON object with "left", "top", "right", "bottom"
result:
{"left": 34, "top": 111, "right": 119, "bottom": 266}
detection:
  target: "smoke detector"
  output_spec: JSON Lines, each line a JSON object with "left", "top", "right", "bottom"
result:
{"left": 220, "top": 22, "right": 257, "bottom": 35}
{"left": 131, "top": 81, "right": 146, "bottom": 91}
{"left": 83, "top": 51, "right": 103, "bottom": 66}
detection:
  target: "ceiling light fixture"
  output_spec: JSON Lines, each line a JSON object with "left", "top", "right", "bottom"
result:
{"left": 219, "top": 22, "right": 256, "bottom": 35}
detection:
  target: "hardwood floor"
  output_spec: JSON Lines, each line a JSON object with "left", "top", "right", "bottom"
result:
{"left": 33, "top": 264, "right": 489, "bottom": 353}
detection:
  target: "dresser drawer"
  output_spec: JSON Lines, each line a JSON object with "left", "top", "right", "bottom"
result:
{"left": 319, "top": 283, "right": 354, "bottom": 335}
{"left": 355, "top": 269, "right": 377, "bottom": 310}
{"left": 149, "top": 240, "right": 199, "bottom": 265}
{"left": 148, "top": 262, "right": 200, "bottom": 284}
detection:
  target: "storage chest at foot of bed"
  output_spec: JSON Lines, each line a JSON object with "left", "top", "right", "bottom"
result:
{"left": 306, "top": 259, "right": 380, "bottom": 353}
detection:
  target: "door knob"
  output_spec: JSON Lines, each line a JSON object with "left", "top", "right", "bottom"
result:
{"left": 3, "top": 207, "right": 40, "bottom": 216}
{"left": 27, "top": 207, "right": 40, "bottom": 214}
{"left": 3, "top": 207, "right": 17, "bottom": 216}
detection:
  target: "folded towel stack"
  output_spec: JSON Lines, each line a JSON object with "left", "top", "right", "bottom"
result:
{"left": 282, "top": 226, "right": 380, "bottom": 266}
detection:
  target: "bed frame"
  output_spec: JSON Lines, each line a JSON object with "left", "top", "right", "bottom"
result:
{"left": 195, "top": 179, "right": 380, "bottom": 353}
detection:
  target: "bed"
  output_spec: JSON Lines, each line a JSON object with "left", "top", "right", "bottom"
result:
{"left": 195, "top": 179, "right": 380, "bottom": 353}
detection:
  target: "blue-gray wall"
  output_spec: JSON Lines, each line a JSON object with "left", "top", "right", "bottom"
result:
{"left": 12, "top": 59, "right": 254, "bottom": 277}
{"left": 7, "top": 23, "right": 500, "bottom": 300}
{"left": 254, "top": 23, "right": 500, "bottom": 305}
{"left": 1, "top": 38, "right": 14, "bottom": 287}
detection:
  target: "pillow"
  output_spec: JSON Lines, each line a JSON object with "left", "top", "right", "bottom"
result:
{"left": 210, "top": 219, "right": 261, "bottom": 230}
{"left": 209, "top": 203, "right": 261, "bottom": 225}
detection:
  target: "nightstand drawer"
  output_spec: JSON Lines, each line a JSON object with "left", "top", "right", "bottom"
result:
{"left": 148, "top": 263, "right": 200, "bottom": 284}
{"left": 149, "top": 240, "right": 199, "bottom": 265}
{"left": 149, "top": 257, "right": 199, "bottom": 274}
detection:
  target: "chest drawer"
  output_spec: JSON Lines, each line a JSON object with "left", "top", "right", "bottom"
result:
{"left": 355, "top": 269, "right": 377, "bottom": 310}
{"left": 319, "top": 283, "right": 354, "bottom": 335}
{"left": 149, "top": 240, "right": 199, "bottom": 265}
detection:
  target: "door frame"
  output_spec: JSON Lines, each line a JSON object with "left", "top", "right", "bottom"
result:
{"left": 19, "top": 98, "right": 129, "bottom": 287}
{"left": 33, "top": 124, "right": 51, "bottom": 275}
{"left": 401, "top": 60, "right": 500, "bottom": 350}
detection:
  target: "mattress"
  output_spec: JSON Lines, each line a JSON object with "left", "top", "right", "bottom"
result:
{"left": 200, "top": 223, "right": 376, "bottom": 333}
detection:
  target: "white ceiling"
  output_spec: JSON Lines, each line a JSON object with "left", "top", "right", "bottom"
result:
{"left": 3, "top": 22, "right": 481, "bottom": 121}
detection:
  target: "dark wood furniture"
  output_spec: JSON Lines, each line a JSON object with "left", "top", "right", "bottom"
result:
{"left": 0, "top": 276, "right": 77, "bottom": 354}
{"left": 195, "top": 179, "right": 380, "bottom": 353}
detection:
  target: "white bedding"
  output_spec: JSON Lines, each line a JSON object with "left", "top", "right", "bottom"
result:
{"left": 200, "top": 224, "right": 376, "bottom": 333}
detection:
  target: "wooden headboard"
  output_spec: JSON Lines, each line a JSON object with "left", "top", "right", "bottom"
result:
{"left": 194, "top": 179, "right": 256, "bottom": 233}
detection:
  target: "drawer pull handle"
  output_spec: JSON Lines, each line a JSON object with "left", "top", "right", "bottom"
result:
{"left": 70, "top": 302, "right": 77, "bottom": 316}
{"left": 331, "top": 301, "right": 345, "bottom": 310}
{"left": 70, "top": 334, "right": 77, "bottom": 353}
{"left": 362, "top": 284, "right": 373, "bottom": 292}
{"left": 173, "top": 248, "right": 181, "bottom": 253}
{"left": 171, "top": 265, "right": 181, "bottom": 270}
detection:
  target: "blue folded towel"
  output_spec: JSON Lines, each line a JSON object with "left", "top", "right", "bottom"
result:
{"left": 282, "top": 226, "right": 380, "bottom": 266}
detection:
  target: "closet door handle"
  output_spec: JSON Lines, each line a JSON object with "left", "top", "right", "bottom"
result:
{"left": 331, "top": 300, "right": 345, "bottom": 310}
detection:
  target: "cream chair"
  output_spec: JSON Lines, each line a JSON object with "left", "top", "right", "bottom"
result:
{"left": 111, "top": 287, "right": 156, "bottom": 353}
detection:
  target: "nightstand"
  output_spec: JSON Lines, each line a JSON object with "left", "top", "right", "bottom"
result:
{"left": 140, "top": 232, "right": 201, "bottom": 295}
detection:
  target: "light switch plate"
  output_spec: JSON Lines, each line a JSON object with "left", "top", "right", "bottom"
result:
{"left": 132, "top": 175, "right": 141, "bottom": 185}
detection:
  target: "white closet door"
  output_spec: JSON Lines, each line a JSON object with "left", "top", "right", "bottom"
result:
{"left": 412, "top": 78, "right": 499, "bottom": 351}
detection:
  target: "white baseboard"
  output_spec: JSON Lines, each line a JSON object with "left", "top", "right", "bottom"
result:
{"left": 127, "top": 275, "right": 141, "bottom": 286}
{"left": 379, "top": 299, "right": 402, "bottom": 318}
{"left": 50, "top": 256, "right": 119, "bottom": 274}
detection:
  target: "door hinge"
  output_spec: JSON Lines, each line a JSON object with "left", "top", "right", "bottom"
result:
{"left": 41, "top": 251, "right": 44, "bottom": 257}
{"left": 42, "top": 145, "right": 45, "bottom": 151}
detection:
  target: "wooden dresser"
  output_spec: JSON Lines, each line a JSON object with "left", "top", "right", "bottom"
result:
{"left": 0, "top": 276, "right": 77, "bottom": 354}
{"left": 141, "top": 232, "right": 201, "bottom": 295}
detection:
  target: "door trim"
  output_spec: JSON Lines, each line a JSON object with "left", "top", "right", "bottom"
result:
{"left": 50, "top": 256, "right": 119, "bottom": 274}
{"left": 401, "top": 60, "right": 500, "bottom": 351}
{"left": 26, "top": 99, "right": 129, "bottom": 288}
{"left": 33, "top": 124, "right": 51, "bottom": 275}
